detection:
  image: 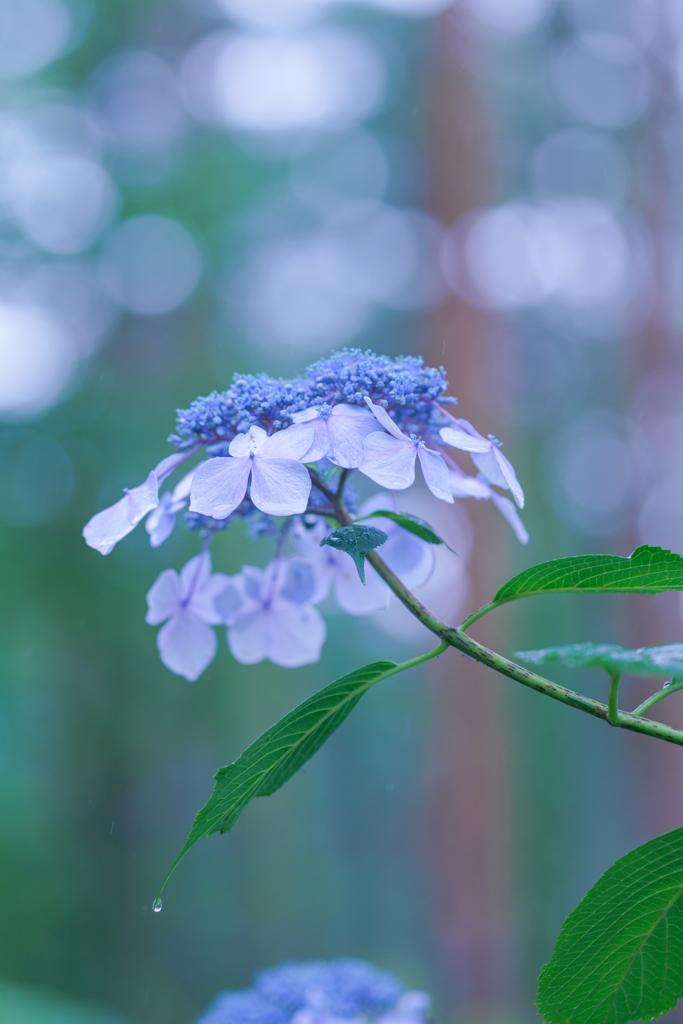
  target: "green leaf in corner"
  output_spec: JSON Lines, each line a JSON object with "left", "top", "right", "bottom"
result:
{"left": 515, "top": 642, "right": 683, "bottom": 678}
{"left": 156, "top": 659, "right": 398, "bottom": 900}
{"left": 495, "top": 545, "right": 683, "bottom": 605}
{"left": 359, "top": 510, "right": 458, "bottom": 554}
{"left": 320, "top": 524, "right": 387, "bottom": 583}
{"left": 537, "top": 827, "right": 683, "bottom": 1024}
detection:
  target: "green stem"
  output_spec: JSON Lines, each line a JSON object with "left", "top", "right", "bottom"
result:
{"left": 459, "top": 603, "right": 499, "bottom": 631}
{"left": 607, "top": 671, "right": 622, "bottom": 726}
{"left": 318, "top": 482, "right": 683, "bottom": 749}
{"left": 633, "top": 676, "right": 683, "bottom": 716}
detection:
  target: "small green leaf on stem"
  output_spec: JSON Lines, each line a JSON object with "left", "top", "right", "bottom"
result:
{"left": 537, "top": 826, "right": 683, "bottom": 1024}
{"left": 514, "top": 642, "right": 683, "bottom": 678}
{"left": 359, "top": 510, "right": 458, "bottom": 554}
{"left": 320, "top": 524, "right": 387, "bottom": 583}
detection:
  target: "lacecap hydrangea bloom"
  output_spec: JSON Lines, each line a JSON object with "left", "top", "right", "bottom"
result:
{"left": 196, "top": 958, "right": 431, "bottom": 1024}
{"left": 83, "top": 349, "right": 527, "bottom": 681}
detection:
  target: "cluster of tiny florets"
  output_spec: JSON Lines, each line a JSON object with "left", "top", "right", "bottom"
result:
{"left": 198, "top": 959, "right": 411, "bottom": 1024}
{"left": 170, "top": 350, "right": 455, "bottom": 450}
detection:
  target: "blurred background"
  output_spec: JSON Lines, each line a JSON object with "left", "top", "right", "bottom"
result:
{"left": 2, "top": 0, "right": 683, "bottom": 1021}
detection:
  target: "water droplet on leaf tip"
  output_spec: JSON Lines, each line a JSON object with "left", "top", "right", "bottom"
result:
{"left": 152, "top": 898, "right": 162, "bottom": 913}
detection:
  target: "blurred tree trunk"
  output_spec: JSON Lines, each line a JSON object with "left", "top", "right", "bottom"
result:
{"left": 423, "top": 12, "right": 516, "bottom": 1019}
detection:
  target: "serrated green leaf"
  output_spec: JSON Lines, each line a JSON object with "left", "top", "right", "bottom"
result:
{"left": 157, "top": 660, "right": 397, "bottom": 898}
{"left": 515, "top": 642, "right": 683, "bottom": 678}
{"left": 359, "top": 510, "right": 458, "bottom": 554}
{"left": 537, "top": 827, "right": 683, "bottom": 1024}
{"left": 495, "top": 546, "right": 683, "bottom": 606}
{"left": 320, "top": 524, "right": 387, "bottom": 583}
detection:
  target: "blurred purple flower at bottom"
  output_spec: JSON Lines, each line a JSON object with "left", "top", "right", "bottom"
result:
{"left": 196, "top": 959, "right": 431, "bottom": 1024}
{"left": 145, "top": 552, "right": 228, "bottom": 680}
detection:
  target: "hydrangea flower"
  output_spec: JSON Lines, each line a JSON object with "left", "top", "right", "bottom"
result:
{"left": 359, "top": 399, "right": 454, "bottom": 503}
{"left": 145, "top": 553, "right": 228, "bottom": 681}
{"left": 190, "top": 424, "right": 314, "bottom": 519}
{"left": 83, "top": 349, "right": 529, "bottom": 680}
{"left": 145, "top": 468, "right": 195, "bottom": 548}
{"left": 197, "top": 958, "right": 431, "bottom": 1024}
{"left": 293, "top": 494, "right": 435, "bottom": 616}
{"left": 83, "top": 452, "right": 190, "bottom": 555}
{"left": 440, "top": 419, "right": 524, "bottom": 508}
{"left": 290, "top": 403, "right": 378, "bottom": 468}
{"left": 215, "top": 559, "right": 326, "bottom": 668}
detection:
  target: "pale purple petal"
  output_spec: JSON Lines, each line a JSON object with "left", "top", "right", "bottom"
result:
{"left": 290, "top": 407, "right": 319, "bottom": 424}
{"left": 417, "top": 446, "right": 454, "bottom": 503}
{"left": 493, "top": 447, "right": 524, "bottom": 508}
{"left": 191, "top": 571, "right": 232, "bottom": 625}
{"left": 469, "top": 448, "right": 508, "bottom": 490}
{"left": 334, "top": 554, "right": 390, "bottom": 615}
{"left": 145, "top": 497, "right": 176, "bottom": 548}
{"left": 250, "top": 458, "right": 311, "bottom": 515}
{"left": 214, "top": 579, "right": 245, "bottom": 626}
{"left": 363, "top": 397, "right": 406, "bottom": 440}
{"left": 490, "top": 490, "right": 529, "bottom": 544}
{"left": 227, "top": 609, "right": 269, "bottom": 664}
{"left": 157, "top": 610, "right": 217, "bottom": 681}
{"left": 189, "top": 456, "right": 251, "bottom": 519}
{"left": 179, "top": 552, "right": 213, "bottom": 601}
{"left": 153, "top": 451, "right": 191, "bottom": 484}
{"left": 356, "top": 491, "right": 399, "bottom": 518}
{"left": 171, "top": 468, "right": 195, "bottom": 503}
{"left": 266, "top": 601, "right": 327, "bottom": 667}
{"left": 439, "top": 425, "right": 492, "bottom": 454}
{"left": 300, "top": 419, "right": 330, "bottom": 464}
{"left": 358, "top": 432, "right": 416, "bottom": 490}
{"left": 229, "top": 425, "right": 268, "bottom": 458}
{"left": 83, "top": 471, "right": 159, "bottom": 555}
{"left": 145, "top": 567, "right": 182, "bottom": 624}
{"left": 276, "top": 557, "right": 320, "bottom": 605}
{"left": 449, "top": 466, "right": 492, "bottom": 500}
{"left": 327, "top": 404, "right": 378, "bottom": 468}
{"left": 263, "top": 422, "right": 317, "bottom": 460}
{"left": 381, "top": 529, "right": 435, "bottom": 591}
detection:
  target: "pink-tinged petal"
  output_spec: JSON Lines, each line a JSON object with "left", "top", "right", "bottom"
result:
{"left": 382, "top": 529, "right": 435, "bottom": 591}
{"left": 83, "top": 471, "right": 159, "bottom": 555}
{"left": 145, "top": 567, "right": 181, "bottom": 624}
{"left": 145, "top": 502, "right": 177, "bottom": 548}
{"left": 439, "top": 425, "right": 492, "bottom": 453}
{"left": 358, "top": 432, "right": 416, "bottom": 490}
{"left": 300, "top": 419, "right": 330, "bottom": 464}
{"left": 493, "top": 447, "right": 524, "bottom": 508}
{"left": 449, "top": 466, "right": 492, "bottom": 500}
{"left": 490, "top": 491, "right": 529, "bottom": 544}
{"left": 263, "top": 422, "right": 316, "bottom": 460}
{"left": 417, "top": 447, "right": 454, "bottom": 503}
{"left": 227, "top": 609, "right": 269, "bottom": 664}
{"left": 250, "top": 458, "right": 311, "bottom": 515}
{"left": 189, "top": 456, "right": 251, "bottom": 519}
{"left": 179, "top": 552, "right": 213, "bottom": 602}
{"left": 327, "top": 405, "right": 378, "bottom": 468}
{"left": 156, "top": 610, "right": 217, "bottom": 681}
{"left": 266, "top": 601, "right": 327, "bottom": 667}
{"left": 191, "top": 571, "right": 232, "bottom": 625}
{"left": 171, "top": 468, "right": 195, "bottom": 503}
{"left": 334, "top": 554, "right": 390, "bottom": 615}
{"left": 363, "top": 397, "right": 406, "bottom": 440}
{"left": 228, "top": 425, "right": 268, "bottom": 458}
